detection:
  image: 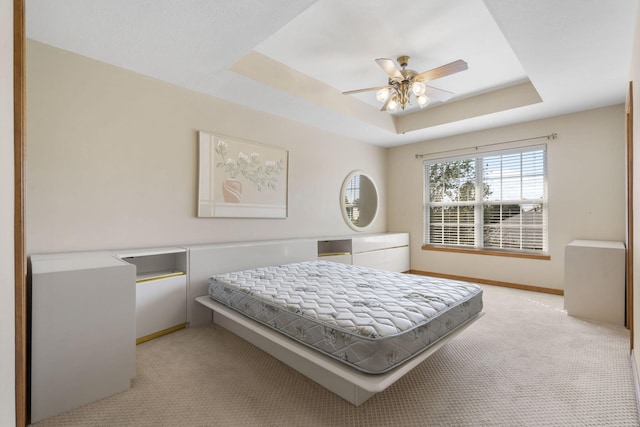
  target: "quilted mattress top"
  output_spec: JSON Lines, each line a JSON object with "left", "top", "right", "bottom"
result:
{"left": 209, "top": 260, "right": 482, "bottom": 340}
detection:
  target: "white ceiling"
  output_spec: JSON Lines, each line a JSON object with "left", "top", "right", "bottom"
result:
{"left": 26, "top": 0, "right": 638, "bottom": 147}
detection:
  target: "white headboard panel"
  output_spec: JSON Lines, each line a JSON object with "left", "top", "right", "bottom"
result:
{"left": 187, "top": 238, "right": 317, "bottom": 326}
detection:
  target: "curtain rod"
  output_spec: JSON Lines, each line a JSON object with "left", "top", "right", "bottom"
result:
{"left": 414, "top": 133, "right": 558, "bottom": 159}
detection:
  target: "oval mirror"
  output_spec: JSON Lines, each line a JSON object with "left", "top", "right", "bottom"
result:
{"left": 340, "top": 170, "right": 379, "bottom": 231}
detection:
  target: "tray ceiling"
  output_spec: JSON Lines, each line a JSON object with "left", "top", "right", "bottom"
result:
{"left": 26, "top": 0, "right": 638, "bottom": 147}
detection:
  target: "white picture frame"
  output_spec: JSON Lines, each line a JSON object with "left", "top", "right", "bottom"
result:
{"left": 197, "top": 131, "right": 289, "bottom": 218}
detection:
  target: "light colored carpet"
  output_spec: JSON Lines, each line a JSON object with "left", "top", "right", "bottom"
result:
{"left": 32, "top": 285, "right": 639, "bottom": 426}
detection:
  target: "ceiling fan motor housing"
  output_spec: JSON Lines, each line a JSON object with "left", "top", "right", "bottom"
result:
{"left": 397, "top": 55, "right": 410, "bottom": 68}
{"left": 393, "top": 56, "right": 418, "bottom": 83}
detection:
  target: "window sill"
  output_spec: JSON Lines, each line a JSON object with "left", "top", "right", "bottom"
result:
{"left": 421, "top": 245, "right": 550, "bottom": 260}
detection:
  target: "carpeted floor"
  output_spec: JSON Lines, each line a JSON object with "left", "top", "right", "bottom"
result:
{"left": 32, "top": 285, "right": 639, "bottom": 426}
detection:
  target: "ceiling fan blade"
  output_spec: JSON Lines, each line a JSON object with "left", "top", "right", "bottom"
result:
{"left": 342, "top": 85, "right": 391, "bottom": 95}
{"left": 415, "top": 59, "right": 468, "bottom": 82}
{"left": 423, "top": 85, "right": 454, "bottom": 102}
{"left": 375, "top": 58, "right": 403, "bottom": 80}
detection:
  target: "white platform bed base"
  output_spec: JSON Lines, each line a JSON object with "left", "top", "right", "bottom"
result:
{"left": 196, "top": 295, "right": 483, "bottom": 406}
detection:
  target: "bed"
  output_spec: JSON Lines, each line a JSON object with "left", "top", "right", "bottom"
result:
{"left": 196, "top": 257, "right": 483, "bottom": 405}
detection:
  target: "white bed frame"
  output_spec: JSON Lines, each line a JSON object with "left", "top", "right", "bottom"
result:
{"left": 188, "top": 238, "right": 483, "bottom": 406}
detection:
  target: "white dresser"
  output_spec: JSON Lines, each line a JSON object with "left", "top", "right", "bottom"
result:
{"left": 30, "top": 252, "right": 136, "bottom": 423}
{"left": 317, "top": 232, "right": 410, "bottom": 272}
{"left": 351, "top": 233, "right": 410, "bottom": 272}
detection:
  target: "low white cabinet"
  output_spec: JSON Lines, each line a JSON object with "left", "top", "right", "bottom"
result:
{"left": 30, "top": 253, "right": 136, "bottom": 423}
{"left": 352, "top": 233, "right": 410, "bottom": 272}
{"left": 564, "top": 240, "right": 625, "bottom": 325}
{"left": 118, "top": 247, "right": 188, "bottom": 343}
{"left": 135, "top": 274, "right": 187, "bottom": 340}
{"left": 317, "top": 233, "right": 410, "bottom": 272}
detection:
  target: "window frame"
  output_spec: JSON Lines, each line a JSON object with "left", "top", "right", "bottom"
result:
{"left": 423, "top": 144, "right": 548, "bottom": 256}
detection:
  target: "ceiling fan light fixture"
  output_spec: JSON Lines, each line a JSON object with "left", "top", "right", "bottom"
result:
{"left": 376, "top": 88, "right": 390, "bottom": 102}
{"left": 342, "top": 56, "right": 467, "bottom": 114}
{"left": 417, "top": 95, "right": 430, "bottom": 108}
{"left": 411, "top": 81, "right": 426, "bottom": 96}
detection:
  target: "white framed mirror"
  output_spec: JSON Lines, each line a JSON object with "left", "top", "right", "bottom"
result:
{"left": 340, "top": 170, "right": 379, "bottom": 231}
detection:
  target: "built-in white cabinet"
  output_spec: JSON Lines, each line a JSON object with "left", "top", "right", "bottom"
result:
{"left": 30, "top": 252, "right": 136, "bottom": 423}
{"left": 118, "top": 247, "right": 188, "bottom": 343}
{"left": 317, "top": 233, "right": 410, "bottom": 272}
{"left": 352, "top": 233, "right": 410, "bottom": 272}
{"left": 564, "top": 240, "right": 625, "bottom": 325}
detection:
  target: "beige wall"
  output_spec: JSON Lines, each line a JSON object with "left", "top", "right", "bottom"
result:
{"left": 26, "top": 40, "right": 387, "bottom": 254}
{"left": 387, "top": 105, "right": 626, "bottom": 291}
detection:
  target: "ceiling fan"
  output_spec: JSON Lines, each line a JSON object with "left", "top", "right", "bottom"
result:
{"left": 343, "top": 56, "right": 468, "bottom": 112}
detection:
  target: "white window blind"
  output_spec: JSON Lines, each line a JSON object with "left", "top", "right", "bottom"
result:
{"left": 424, "top": 145, "right": 547, "bottom": 253}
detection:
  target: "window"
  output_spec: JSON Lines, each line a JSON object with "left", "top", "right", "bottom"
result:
{"left": 424, "top": 145, "right": 547, "bottom": 254}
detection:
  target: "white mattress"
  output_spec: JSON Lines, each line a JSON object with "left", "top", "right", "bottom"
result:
{"left": 208, "top": 260, "right": 483, "bottom": 374}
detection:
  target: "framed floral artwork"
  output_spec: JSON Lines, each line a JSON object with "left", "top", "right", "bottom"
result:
{"left": 197, "top": 131, "right": 289, "bottom": 218}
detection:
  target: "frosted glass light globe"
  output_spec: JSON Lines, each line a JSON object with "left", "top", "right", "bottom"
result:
{"left": 411, "top": 81, "right": 426, "bottom": 96}
{"left": 376, "top": 88, "right": 390, "bottom": 102}
{"left": 417, "top": 95, "right": 430, "bottom": 108}
{"left": 388, "top": 97, "right": 399, "bottom": 112}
